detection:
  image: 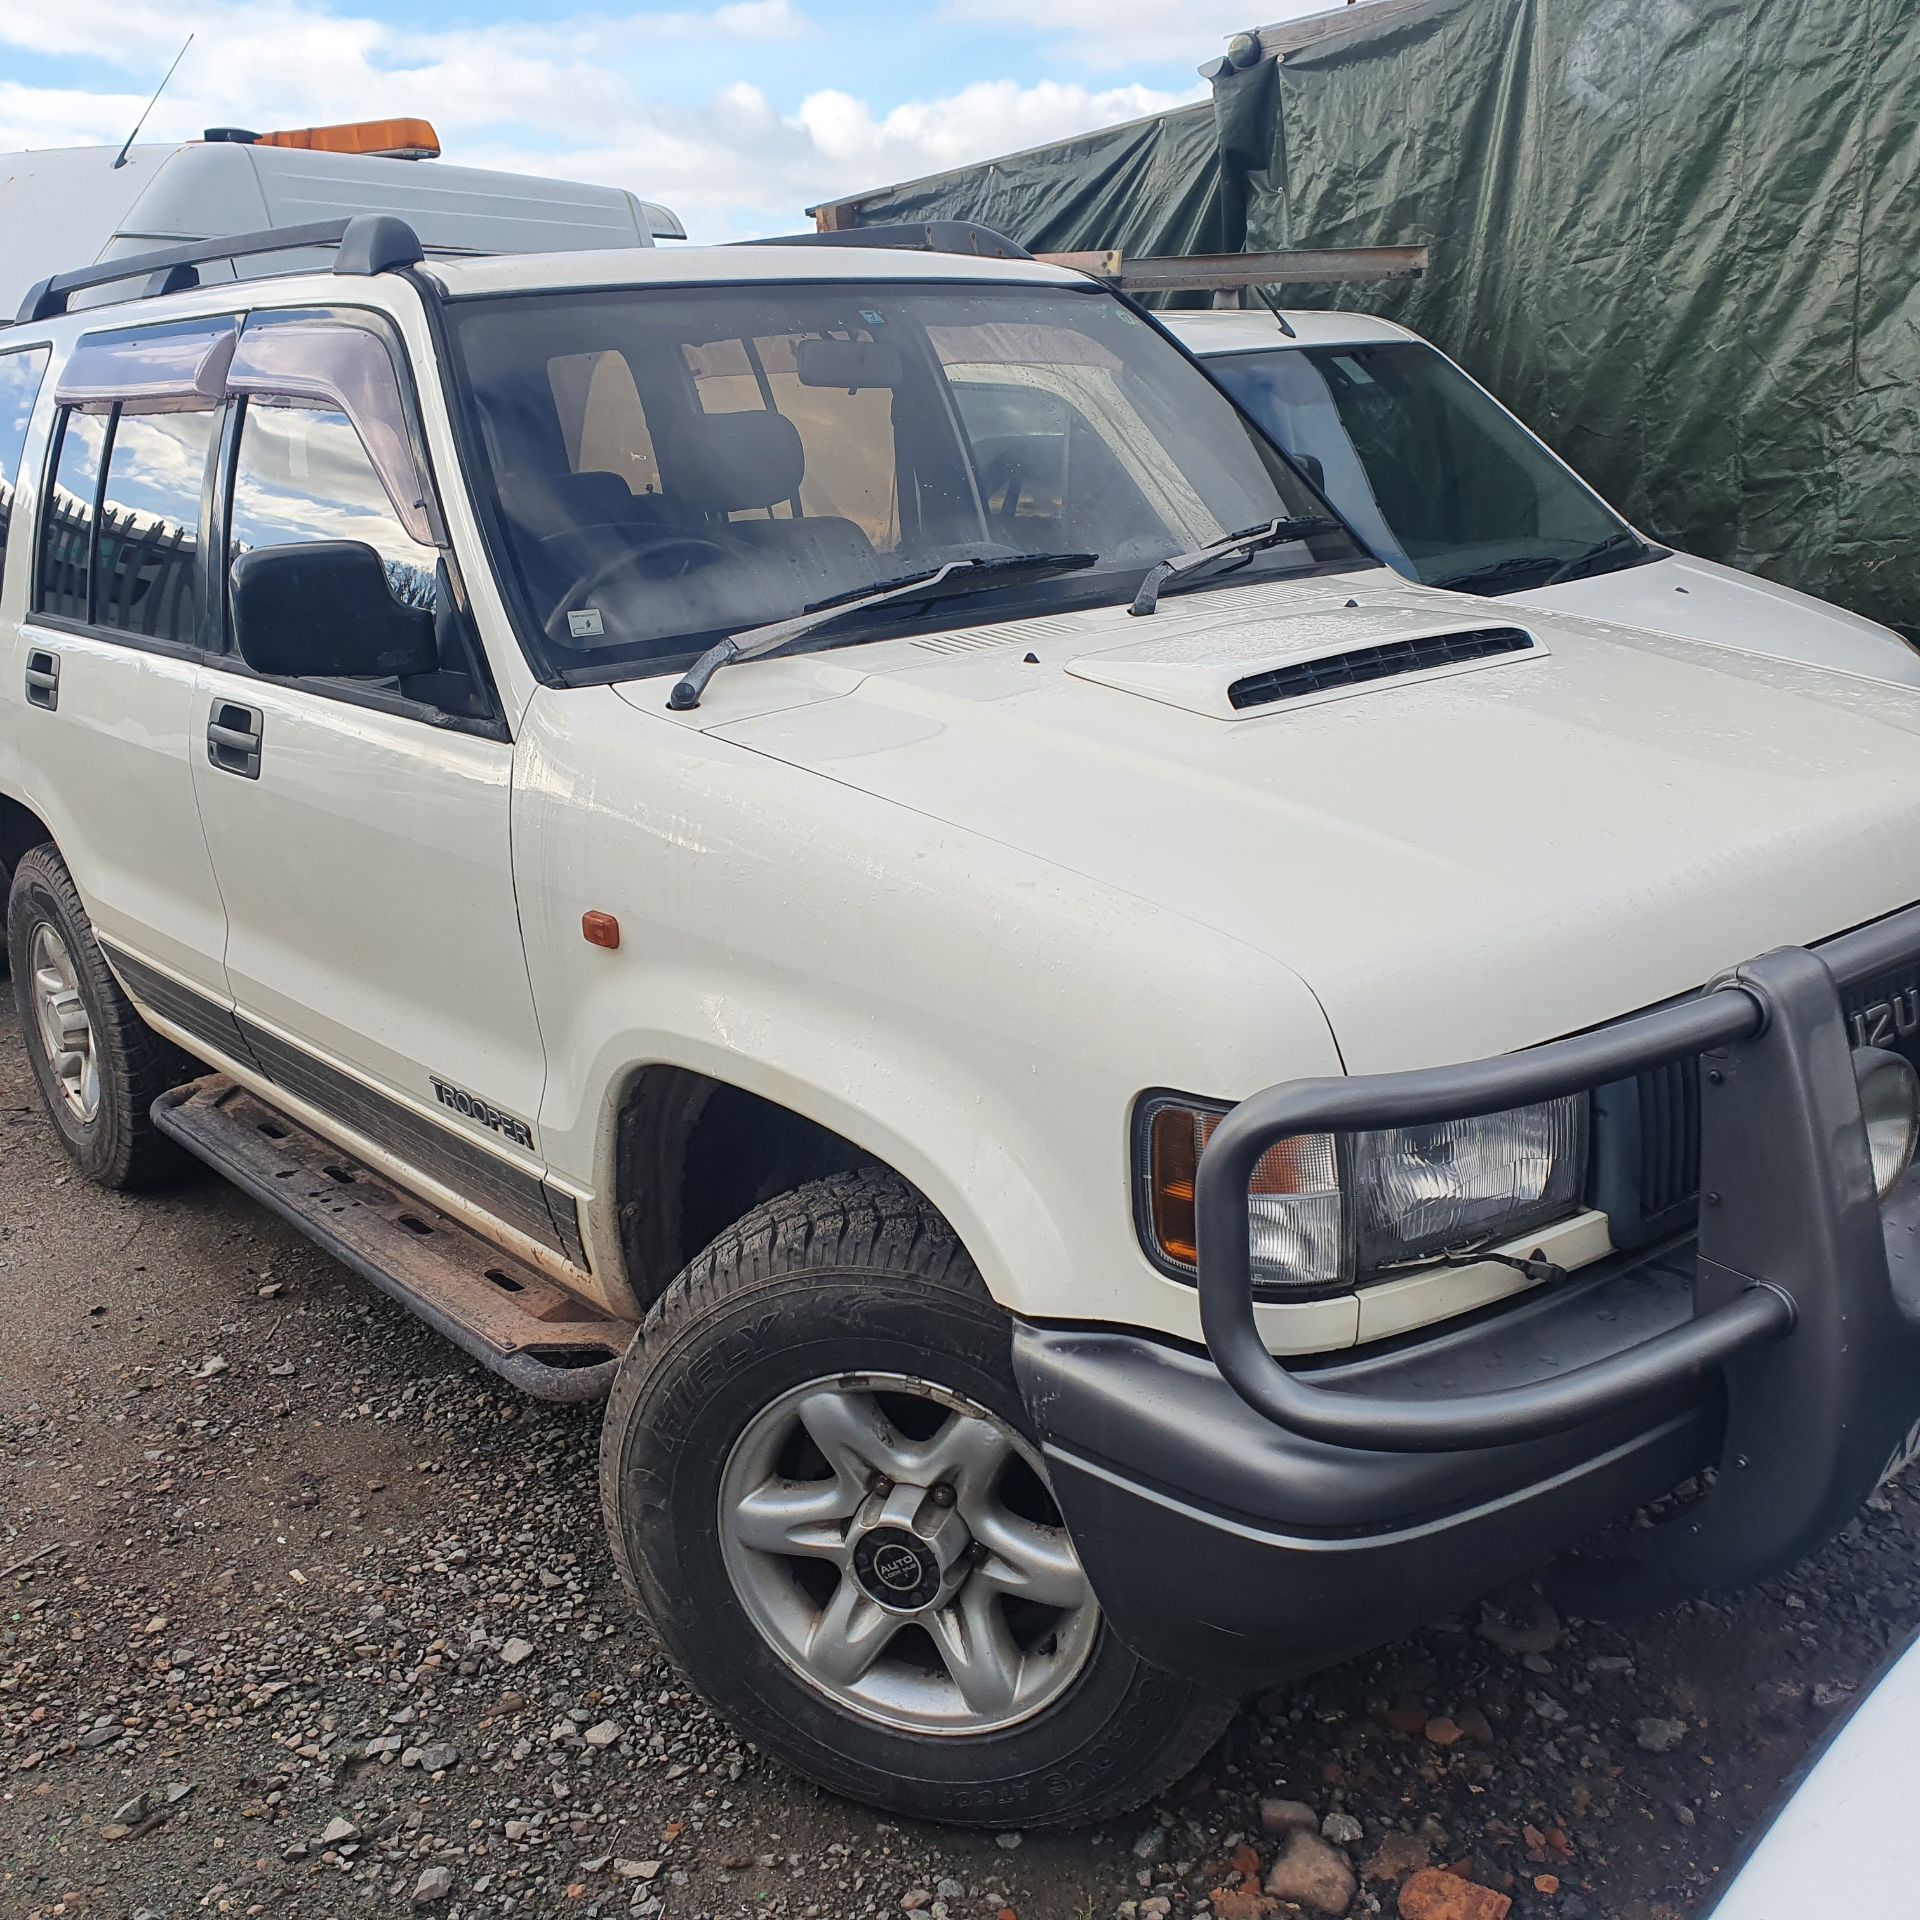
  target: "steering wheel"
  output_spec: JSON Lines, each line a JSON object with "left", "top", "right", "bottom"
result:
{"left": 543, "top": 532, "right": 735, "bottom": 643}
{"left": 533, "top": 519, "right": 661, "bottom": 551}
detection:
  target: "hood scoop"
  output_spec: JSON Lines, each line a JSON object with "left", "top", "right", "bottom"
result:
{"left": 1066, "top": 599, "right": 1547, "bottom": 720}
{"left": 1230, "top": 624, "right": 1536, "bottom": 710}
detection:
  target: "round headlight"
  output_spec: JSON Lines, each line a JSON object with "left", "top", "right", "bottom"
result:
{"left": 1855, "top": 1047, "right": 1920, "bottom": 1201}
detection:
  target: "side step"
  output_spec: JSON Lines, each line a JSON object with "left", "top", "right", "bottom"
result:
{"left": 154, "top": 1075, "right": 626, "bottom": 1403}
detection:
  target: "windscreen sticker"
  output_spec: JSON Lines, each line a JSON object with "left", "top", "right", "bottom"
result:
{"left": 567, "top": 608, "right": 606, "bottom": 639}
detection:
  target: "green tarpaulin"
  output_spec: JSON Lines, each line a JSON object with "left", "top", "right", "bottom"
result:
{"left": 845, "top": 99, "right": 1230, "bottom": 267}
{"left": 827, "top": 0, "right": 1920, "bottom": 633}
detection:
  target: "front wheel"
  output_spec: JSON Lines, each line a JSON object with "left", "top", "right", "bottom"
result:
{"left": 599, "top": 1171, "right": 1235, "bottom": 1826}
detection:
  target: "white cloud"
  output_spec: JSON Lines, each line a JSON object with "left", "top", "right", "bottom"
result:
{"left": 941, "top": 0, "right": 1336, "bottom": 69}
{"left": 0, "top": 81, "right": 148, "bottom": 152}
{"left": 795, "top": 76, "right": 1197, "bottom": 173}
{"left": 0, "top": 1, "right": 813, "bottom": 149}
{"left": 0, "top": 1, "right": 1203, "bottom": 241}
{"left": 709, "top": 0, "right": 811, "bottom": 36}
{"left": 453, "top": 74, "right": 1199, "bottom": 239}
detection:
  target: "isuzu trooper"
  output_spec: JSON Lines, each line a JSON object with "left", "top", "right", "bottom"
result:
{"left": 1, "top": 215, "right": 1917, "bottom": 1826}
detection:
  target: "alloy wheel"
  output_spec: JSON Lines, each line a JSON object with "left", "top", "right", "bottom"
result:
{"left": 718, "top": 1371, "right": 1099, "bottom": 1735}
{"left": 29, "top": 923, "right": 100, "bottom": 1124}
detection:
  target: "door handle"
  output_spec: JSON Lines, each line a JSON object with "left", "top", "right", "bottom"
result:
{"left": 24, "top": 649, "right": 59, "bottom": 711}
{"left": 208, "top": 701, "right": 263, "bottom": 780}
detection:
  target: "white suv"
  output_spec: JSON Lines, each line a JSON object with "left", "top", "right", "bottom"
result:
{"left": 3, "top": 216, "right": 1919, "bottom": 1829}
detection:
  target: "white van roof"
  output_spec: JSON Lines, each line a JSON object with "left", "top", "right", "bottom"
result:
{"left": 0, "top": 140, "right": 684, "bottom": 319}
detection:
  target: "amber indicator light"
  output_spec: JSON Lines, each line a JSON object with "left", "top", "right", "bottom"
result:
{"left": 582, "top": 911, "right": 621, "bottom": 950}
{"left": 1148, "top": 1108, "right": 1320, "bottom": 1266}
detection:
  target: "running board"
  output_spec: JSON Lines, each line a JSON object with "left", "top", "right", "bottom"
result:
{"left": 153, "top": 1076, "right": 625, "bottom": 1403}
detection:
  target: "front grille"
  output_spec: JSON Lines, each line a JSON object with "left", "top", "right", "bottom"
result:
{"left": 1590, "top": 1060, "right": 1700, "bottom": 1251}
{"left": 1592, "top": 953, "right": 1919, "bottom": 1245}
{"left": 1634, "top": 1060, "right": 1701, "bottom": 1220}
{"left": 1228, "top": 626, "right": 1535, "bottom": 710}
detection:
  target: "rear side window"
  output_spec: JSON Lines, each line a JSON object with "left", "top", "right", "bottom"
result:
{"left": 33, "top": 403, "right": 215, "bottom": 642}
{"left": 0, "top": 347, "right": 50, "bottom": 593}
{"left": 35, "top": 409, "right": 108, "bottom": 623}
{"left": 549, "top": 350, "right": 661, "bottom": 497}
{"left": 95, "top": 410, "right": 217, "bottom": 644}
{"left": 683, "top": 331, "right": 902, "bottom": 550}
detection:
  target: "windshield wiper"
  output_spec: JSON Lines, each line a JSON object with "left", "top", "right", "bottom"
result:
{"left": 1431, "top": 553, "right": 1565, "bottom": 595}
{"left": 1129, "top": 516, "right": 1344, "bottom": 617}
{"left": 1435, "top": 531, "right": 1650, "bottom": 597}
{"left": 666, "top": 551, "right": 1097, "bottom": 711}
{"left": 1544, "top": 529, "right": 1650, "bottom": 585}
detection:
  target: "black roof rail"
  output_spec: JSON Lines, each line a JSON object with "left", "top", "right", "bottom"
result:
{"left": 333, "top": 214, "right": 428, "bottom": 278}
{"left": 741, "top": 220, "right": 1032, "bottom": 263}
{"left": 15, "top": 213, "right": 426, "bottom": 326}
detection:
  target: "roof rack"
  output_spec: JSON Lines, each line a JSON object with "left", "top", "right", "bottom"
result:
{"left": 742, "top": 221, "right": 1032, "bottom": 263}
{"left": 16, "top": 213, "right": 426, "bottom": 327}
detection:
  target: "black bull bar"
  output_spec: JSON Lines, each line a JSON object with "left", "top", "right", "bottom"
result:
{"left": 1195, "top": 904, "right": 1920, "bottom": 1598}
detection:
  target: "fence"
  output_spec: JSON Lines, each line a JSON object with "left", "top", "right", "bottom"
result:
{"left": 37, "top": 486, "right": 201, "bottom": 640}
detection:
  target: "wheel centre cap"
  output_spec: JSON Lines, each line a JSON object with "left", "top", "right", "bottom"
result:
{"left": 849, "top": 1483, "right": 972, "bottom": 1614}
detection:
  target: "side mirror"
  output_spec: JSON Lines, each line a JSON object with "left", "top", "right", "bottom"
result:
{"left": 230, "top": 541, "right": 438, "bottom": 679}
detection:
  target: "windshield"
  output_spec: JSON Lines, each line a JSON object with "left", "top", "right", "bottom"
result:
{"left": 1202, "top": 340, "right": 1647, "bottom": 593}
{"left": 448, "top": 281, "right": 1364, "bottom": 677}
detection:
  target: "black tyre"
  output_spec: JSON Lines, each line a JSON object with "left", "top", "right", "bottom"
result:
{"left": 599, "top": 1169, "right": 1236, "bottom": 1826}
{"left": 6, "top": 844, "right": 194, "bottom": 1188}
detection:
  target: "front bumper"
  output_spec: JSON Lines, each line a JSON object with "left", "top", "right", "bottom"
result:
{"left": 1015, "top": 907, "right": 1920, "bottom": 1691}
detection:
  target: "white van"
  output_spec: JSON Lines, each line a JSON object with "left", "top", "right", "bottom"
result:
{"left": 1165, "top": 307, "right": 1920, "bottom": 687}
{"left": 0, "top": 122, "right": 684, "bottom": 320}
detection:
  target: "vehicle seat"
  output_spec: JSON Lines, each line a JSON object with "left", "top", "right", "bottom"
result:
{"left": 656, "top": 409, "right": 877, "bottom": 604}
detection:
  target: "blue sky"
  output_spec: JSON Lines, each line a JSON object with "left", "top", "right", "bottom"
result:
{"left": 0, "top": 0, "right": 1323, "bottom": 239}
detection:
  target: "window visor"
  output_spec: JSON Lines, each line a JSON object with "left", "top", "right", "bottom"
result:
{"left": 56, "top": 318, "right": 236, "bottom": 416}
{"left": 55, "top": 314, "right": 431, "bottom": 545}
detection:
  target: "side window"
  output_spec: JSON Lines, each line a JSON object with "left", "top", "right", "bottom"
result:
{"left": 35, "top": 409, "right": 108, "bottom": 623}
{"left": 0, "top": 347, "right": 50, "bottom": 595}
{"left": 950, "top": 380, "right": 1073, "bottom": 532}
{"left": 928, "top": 325, "right": 1192, "bottom": 558}
{"left": 683, "top": 333, "right": 902, "bottom": 551}
{"left": 228, "top": 400, "right": 441, "bottom": 620}
{"left": 945, "top": 369, "right": 1161, "bottom": 553}
{"left": 548, "top": 350, "right": 660, "bottom": 496}
{"left": 95, "top": 409, "right": 217, "bottom": 645}
{"left": 32, "top": 401, "right": 217, "bottom": 640}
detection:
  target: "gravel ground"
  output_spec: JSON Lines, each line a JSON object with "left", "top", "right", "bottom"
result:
{"left": 5, "top": 1013, "right": 1919, "bottom": 1920}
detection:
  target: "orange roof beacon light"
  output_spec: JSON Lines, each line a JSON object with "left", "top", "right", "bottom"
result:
{"left": 200, "top": 119, "right": 442, "bottom": 160}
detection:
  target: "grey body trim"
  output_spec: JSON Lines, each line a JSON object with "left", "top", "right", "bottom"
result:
{"left": 101, "top": 938, "right": 583, "bottom": 1264}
